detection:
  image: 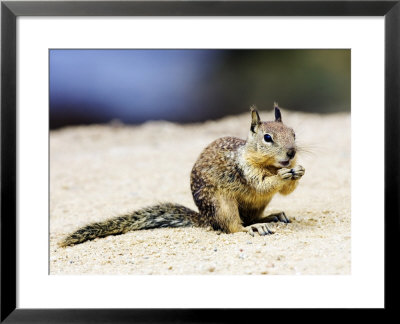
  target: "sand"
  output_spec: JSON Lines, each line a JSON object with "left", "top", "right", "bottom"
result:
{"left": 50, "top": 110, "right": 351, "bottom": 275}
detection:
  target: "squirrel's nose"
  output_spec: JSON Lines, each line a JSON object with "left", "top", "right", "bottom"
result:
{"left": 287, "top": 148, "right": 296, "bottom": 159}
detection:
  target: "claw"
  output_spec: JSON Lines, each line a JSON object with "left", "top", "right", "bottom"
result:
{"left": 259, "top": 225, "right": 267, "bottom": 236}
{"left": 277, "top": 212, "right": 290, "bottom": 223}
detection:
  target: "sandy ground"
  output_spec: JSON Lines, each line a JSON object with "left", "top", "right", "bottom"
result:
{"left": 50, "top": 110, "right": 351, "bottom": 275}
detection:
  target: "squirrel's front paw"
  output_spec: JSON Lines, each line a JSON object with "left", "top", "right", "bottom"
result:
{"left": 278, "top": 165, "right": 305, "bottom": 180}
{"left": 292, "top": 165, "right": 305, "bottom": 179}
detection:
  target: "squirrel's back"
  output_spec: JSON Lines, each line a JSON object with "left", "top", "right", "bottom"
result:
{"left": 191, "top": 136, "right": 246, "bottom": 192}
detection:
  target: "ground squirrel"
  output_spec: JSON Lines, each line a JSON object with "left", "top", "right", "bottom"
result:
{"left": 59, "top": 104, "right": 305, "bottom": 247}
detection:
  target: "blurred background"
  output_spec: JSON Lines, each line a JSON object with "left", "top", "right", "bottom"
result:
{"left": 49, "top": 49, "right": 350, "bottom": 129}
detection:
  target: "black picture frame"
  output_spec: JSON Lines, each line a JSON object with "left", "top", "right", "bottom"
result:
{"left": 1, "top": 0, "right": 398, "bottom": 322}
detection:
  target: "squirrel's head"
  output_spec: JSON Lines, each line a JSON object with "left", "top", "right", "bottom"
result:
{"left": 246, "top": 103, "right": 297, "bottom": 169}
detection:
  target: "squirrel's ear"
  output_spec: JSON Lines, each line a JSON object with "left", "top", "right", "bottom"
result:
{"left": 250, "top": 105, "right": 260, "bottom": 133}
{"left": 274, "top": 102, "right": 282, "bottom": 122}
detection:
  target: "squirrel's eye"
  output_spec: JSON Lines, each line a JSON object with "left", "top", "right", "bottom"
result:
{"left": 264, "top": 134, "right": 273, "bottom": 143}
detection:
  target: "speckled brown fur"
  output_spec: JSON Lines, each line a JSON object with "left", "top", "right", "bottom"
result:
{"left": 59, "top": 104, "right": 305, "bottom": 247}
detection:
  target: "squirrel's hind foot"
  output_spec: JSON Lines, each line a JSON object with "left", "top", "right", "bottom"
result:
{"left": 245, "top": 223, "right": 274, "bottom": 237}
{"left": 262, "top": 211, "right": 290, "bottom": 224}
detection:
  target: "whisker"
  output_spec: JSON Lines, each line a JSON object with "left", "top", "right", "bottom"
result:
{"left": 296, "top": 142, "right": 324, "bottom": 157}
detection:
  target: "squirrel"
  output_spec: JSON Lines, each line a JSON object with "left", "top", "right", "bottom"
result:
{"left": 59, "top": 103, "right": 305, "bottom": 247}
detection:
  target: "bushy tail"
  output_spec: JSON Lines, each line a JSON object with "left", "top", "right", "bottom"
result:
{"left": 59, "top": 203, "right": 200, "bottom": 247}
